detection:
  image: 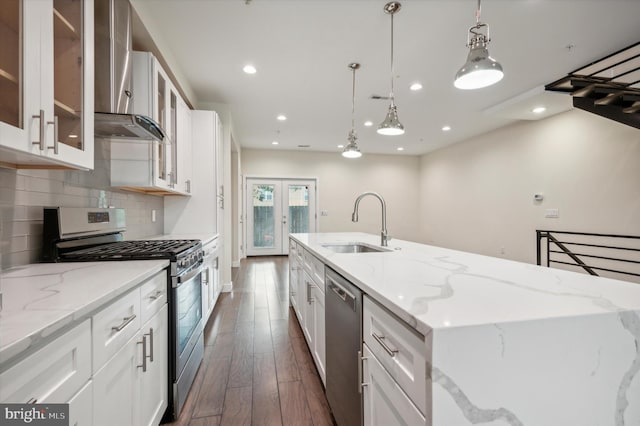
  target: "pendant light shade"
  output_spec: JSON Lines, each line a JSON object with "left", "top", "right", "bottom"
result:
{"left": 377, "top": 2, "right": 404, "bottom": 136}
{"left": 342, "top": 63, "right": 363, "bottom": 159}
{"left": 342, "top": 131, "right": 362, "bottom": 158}
{"left": 378, "top": 104, "right": 404, "bottom": 136}
{"left": 454, "top": 0, "right": 503, "bottom": 90}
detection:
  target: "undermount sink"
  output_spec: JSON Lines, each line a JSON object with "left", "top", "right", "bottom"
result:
{"left": 321, "top": 242, "right": 389, "bottom": 253}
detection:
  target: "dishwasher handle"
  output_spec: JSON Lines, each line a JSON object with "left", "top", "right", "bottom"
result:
{"left": 327, "top": 277, "right": 356, "bottom": 311}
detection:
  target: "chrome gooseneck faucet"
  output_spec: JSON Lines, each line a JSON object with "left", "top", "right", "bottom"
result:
{"left": 351, "top": 191, "right": 389, "bottom": 246}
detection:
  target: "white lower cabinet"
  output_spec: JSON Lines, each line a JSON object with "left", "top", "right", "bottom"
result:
{"left": 311, "top": 283, "right": 326, "bottom": 385}
{"left": 362, "top": 344, "right": 426, "bottom": 426}
{"left": 93, "top": 296, "right": 168, "bottom": 426}
{"left": 289, "top": 241, "right": 326, "bottom": 384}
{"left": 92, "top": 330, "right": 140, "bottom": 426}
{"left": 0, "top": 270, "right": 168, "bottom": 426}
{"left": 0, "top": 319, "right": 92, "bottom": 404}
{"left": 139, "top": 304, "right": 169, "bottom": 426}
{"left": 202, "top": 239, "right": 220, "bottom": 324}
{"left": 68, "top": 381, "right": 93, "bottom": 426}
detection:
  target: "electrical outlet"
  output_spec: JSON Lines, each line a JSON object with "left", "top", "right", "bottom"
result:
{"left": 321, "top": 210, "right": 328, "bottom": 216}
{"left": 545, "top": 208, "right": 559, "bottom": 218}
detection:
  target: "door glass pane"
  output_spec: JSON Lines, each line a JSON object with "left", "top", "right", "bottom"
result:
{"left": 0, "top": 0, "right": 22, "bottom": 128}
{"left": 288, "top": 185, "right": 309, "bottom": 233}
{"left": 252, "top": 184, "right": 275, "bottom": 248}
{"left": 54, "top": 0, "right": 83, "bottom": 149}
{"left": 157, "top": 73, "right": 166, "bottom": 179}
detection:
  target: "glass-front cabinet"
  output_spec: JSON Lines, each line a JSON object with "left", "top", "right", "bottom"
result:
{"left": 112, "top": 51, "right": 191, "bottom": 196}
{"left": 0, "top": 0, "right": 93, "bottom": 170}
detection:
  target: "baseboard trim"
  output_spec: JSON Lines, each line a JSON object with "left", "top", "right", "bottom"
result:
{"left": 232, "top": 260, "right": 240, "bottom": 267}
{"left": 222, "top": 281, "right": 233, "bottom": 293}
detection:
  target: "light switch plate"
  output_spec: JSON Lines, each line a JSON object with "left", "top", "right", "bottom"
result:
{"left": 545, "top": 208, "right": 559, "bottom": 218}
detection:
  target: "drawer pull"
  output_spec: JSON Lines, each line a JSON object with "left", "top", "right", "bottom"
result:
{"left": 27, "top": 398, "right": 38, "bottom": 404}
{"left": 112, "top": 314, "right": 136, "bottom": 332}
{"left": 372, "top": 332, "right": 398, "bottom": 357}
{"left": 149, "top": 290, "right": 164, "bottom": 300}
{"left": 138, "top": 335, "right": 148, "bottom": 372}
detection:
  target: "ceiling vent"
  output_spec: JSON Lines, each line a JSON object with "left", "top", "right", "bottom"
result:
{"left": 546, "top": 42, "right": 640, "bottom": 129}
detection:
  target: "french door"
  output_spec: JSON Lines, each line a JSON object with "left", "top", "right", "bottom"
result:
{"left": 246, "top": 178, "right": 317, "bottom": 256}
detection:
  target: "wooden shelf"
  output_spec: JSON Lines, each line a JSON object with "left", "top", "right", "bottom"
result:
{"left": 0, "top": 67, "right": 18, "bottom": 84}
{"left": 54, "top": 99, "right": 80, "bottom": 118}
{"left": 53, "top": 8, "right": 78, "bottom": 39}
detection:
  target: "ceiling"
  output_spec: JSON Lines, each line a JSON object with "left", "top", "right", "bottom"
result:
{"left": 129, "top": 0, "right": 640, "bottom": 156}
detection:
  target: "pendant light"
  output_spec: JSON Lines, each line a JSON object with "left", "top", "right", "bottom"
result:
{"left": 342, "top": 63, "right": 363, "bottom": 159}
{"left": 377, "top": 2, "right": 404, "bottom": 136}
{"left": 454, "top": 0, "right": 503, "bottom": 90}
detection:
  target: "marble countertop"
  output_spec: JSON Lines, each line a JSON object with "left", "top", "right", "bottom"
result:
{"left": 0, "top": 260, "right": 169, "bottom": 366}
{"left": 290, "top": 232, "right": 640, "bottom": 335}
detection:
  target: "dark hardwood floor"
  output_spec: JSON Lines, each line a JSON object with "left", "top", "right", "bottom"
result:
{"left": 167, "top": 256, "right": 333, "bottom": 426}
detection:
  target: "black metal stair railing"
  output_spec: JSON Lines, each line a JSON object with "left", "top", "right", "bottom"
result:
{"left": 536, "top": 230, "right": 640, "bottom": 279}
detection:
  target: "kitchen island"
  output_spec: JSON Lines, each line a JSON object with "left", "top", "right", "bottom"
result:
{"left": 290, "top": 232, "right": 640, "bottom": 426}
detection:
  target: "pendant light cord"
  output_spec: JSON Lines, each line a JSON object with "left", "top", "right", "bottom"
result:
{"left": 390, "top": 12, "right": 395, "bottom": 104}
{"left": 351, "top": 66, "right": 356, "bottom": 132}
{"left": 476, "top": 0, "right": 481, "bottom": 24}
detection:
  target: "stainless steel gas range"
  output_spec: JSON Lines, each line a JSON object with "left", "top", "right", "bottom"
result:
{"left": 42, "top": 207, "right": 204, "bottom": 421}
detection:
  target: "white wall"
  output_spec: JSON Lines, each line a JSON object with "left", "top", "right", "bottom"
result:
{"left": 241, "top": 150, "right": 421, "bottom": 243}
{"left": 418, "top": 109, "right": 640, "bottom": 265}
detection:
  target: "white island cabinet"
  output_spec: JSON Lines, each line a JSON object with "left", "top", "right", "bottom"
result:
{"left": 0, "top": 0, "right": 94, "bottom": 170}
{"left": 289, "top": 238, "right": 326, "bottom": 384}
{"left": 289, "top": 232, "right": 640, "bottom": 426}
{"left": 0, "top": 260, "right": 170, "bottom": 426}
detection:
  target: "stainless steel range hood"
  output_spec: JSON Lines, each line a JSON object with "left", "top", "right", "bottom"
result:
{"left": 94, "top": 0, "right": 165, "bottom": 142}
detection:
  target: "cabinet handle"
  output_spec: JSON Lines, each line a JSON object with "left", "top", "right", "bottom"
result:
{"left": 112, "top": 314, "right": 136, "bottom": 332}
{"left": 149, "top": 290, "right": 164, "bottom": 300}
{"left": 203, "top": 268, "right": 209, "bottom": 285}
{"left": 146, "top": 327, "right": 154, "bottom": 363}
{"left": 47, "top": 116, "right": 59, "bottom": 154}
{"left": 372, "top": 332, "right": 399, "bottom": 357}
{"left": 32, "top": 109, "right": 45, "bottom": 150}
{"left": 306, "top": 281, "right": 313, "bottom": 303}
{"left": 138, "top": 335, "right": 147, "bottom": 372}
{"left": 26, "top": 398, "right": 38, "bottom": 404}
{"left": 358, "top": 350, "right": 369, "bottom": 393}
{"left": 186, "top": 179, "right": 191, "bottom": 193}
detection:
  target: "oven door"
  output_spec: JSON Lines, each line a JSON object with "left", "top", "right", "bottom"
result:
{"left": 172, "top": 262, "right": 204, "bottom": 379}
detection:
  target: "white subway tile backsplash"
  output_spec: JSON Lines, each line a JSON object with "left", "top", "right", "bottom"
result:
{"left": 0, "top": 144, "right": 164, "bottom": 269}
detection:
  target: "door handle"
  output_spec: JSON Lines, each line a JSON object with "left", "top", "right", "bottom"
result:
{"left": 47, "top": 116, "right": 59, "bottom": 154}
{"left": 138, "top": 334, "right": 148, "bottom": 372}
{"left": 32, "top": 109, "right": 45, "bottom": 150}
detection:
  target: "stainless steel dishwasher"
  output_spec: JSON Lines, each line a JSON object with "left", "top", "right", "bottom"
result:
{"left": 325, "top": 266, "right": 363, "bottom": 426}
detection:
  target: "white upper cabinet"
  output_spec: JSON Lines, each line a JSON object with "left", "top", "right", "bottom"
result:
{"left": 111, "top": 51, "right": 191, "bottom": 196}
{"left": 0, "top": 0, "right": 94, "bottom": 170}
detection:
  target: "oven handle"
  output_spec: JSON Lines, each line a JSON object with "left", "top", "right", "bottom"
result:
{"left": 173, "top": 262, "right": 204, "bottom": 288}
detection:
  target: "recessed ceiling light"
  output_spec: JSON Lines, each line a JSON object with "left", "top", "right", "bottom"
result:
{"left": 410, "top": 83, "right": 423, "bottom": 91}
{"left": 243, "top": 64, "right": 257, "bottom": 74}
{"left": 277, "top": 114, "right": 287, "bottom": 121}
{"left": 272, "top": 141, "right": 279, "bottom": 145}
{"left": 337, "top": 144, "right": 344, "bottom": 148}
{"left": 532, "top": 106, "right": 546, "bottom": 114}
{"left": 442, "top": 125, "right": 451, "bottom": 131}
{"left": 397, "top": 147, "right": 404, "bottom": 151}
{"left": 364, "top": 121, "right": 373, "bottom": 127}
